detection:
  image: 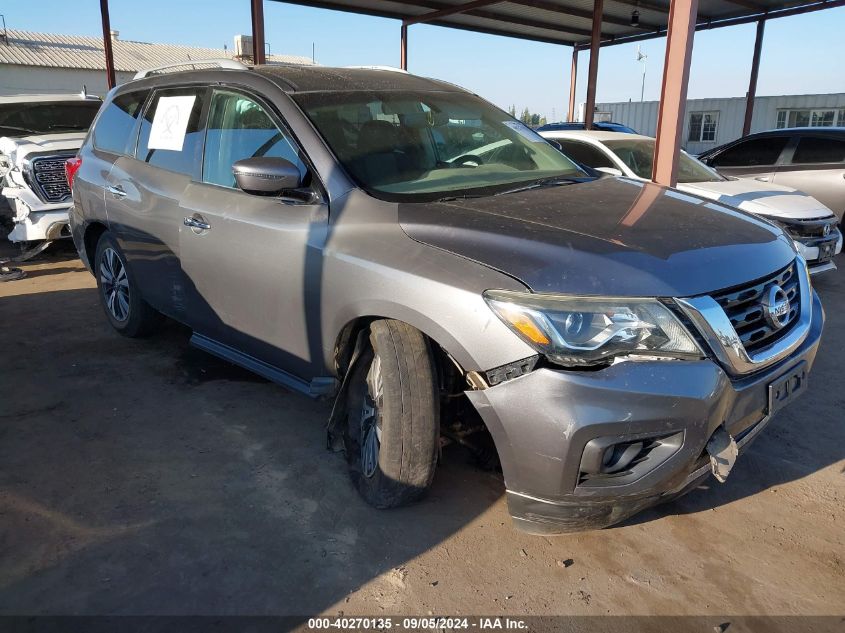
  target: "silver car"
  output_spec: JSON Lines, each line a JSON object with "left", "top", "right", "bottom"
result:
{"left": 69, "top": 64, "right": 824, "bottom": 533}
{"left": 698, "top": 128, "right": 845, "bottom": 224}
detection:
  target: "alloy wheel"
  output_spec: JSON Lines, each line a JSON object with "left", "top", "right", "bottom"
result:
{"left": 99, "top": 247, "right": 130, "bottom": 322}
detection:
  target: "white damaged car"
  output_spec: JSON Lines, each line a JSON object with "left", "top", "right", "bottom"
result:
{"left": 0, "top": 93, "right": 101, "bottom": 247}
{"left": 541, "top": 130, "right": 843, "bottom": 275}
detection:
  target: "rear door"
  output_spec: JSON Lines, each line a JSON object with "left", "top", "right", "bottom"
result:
{"left": 105, "top": 86, "right": 208, "bottom": 321}
{"left": 178, "top": 88, "right": 329, "bottom": 380}
{"left": 706, "top": 135, "right": 791, "bottom": 183}
{"left": 75, "top": 90, "right": 148, "bottom": 254}
{"left": 772, "top": 135, "right": 845, "bottom": 220}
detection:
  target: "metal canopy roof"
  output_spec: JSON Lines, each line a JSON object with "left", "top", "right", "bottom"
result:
{"left": 274, "top": 0, "right": 844, "bottom": 48}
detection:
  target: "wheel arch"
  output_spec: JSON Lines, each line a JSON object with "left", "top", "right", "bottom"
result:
{"left": 331, "top": 313, "right": 470, "bottom": 380}
{"left": 82, "top": 221, "right": 109, "bottom": 270}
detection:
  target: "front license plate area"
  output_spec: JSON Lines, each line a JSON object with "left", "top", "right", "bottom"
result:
{"left": 768, "top": 361, "right": 808, "bottom": 416}
{"left": 817, "top": 238, "right": 837, "bottom": 263}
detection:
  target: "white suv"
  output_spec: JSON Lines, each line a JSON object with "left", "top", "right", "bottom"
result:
{"left": 0, "top": 93, "right": 101, "bottom": 244}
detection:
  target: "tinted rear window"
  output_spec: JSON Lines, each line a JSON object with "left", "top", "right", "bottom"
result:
{"left": 712, "top": 136, "right": 789, "bottom": 167}
{"left": 791, "top": 137, "right": 845, "bottom": 164}
{"left": 93, "top": 92, "right": 148, "bottom": 155}
{"left": 0, "top": 101, "right": 100, "bottom": 138}
{"left": 557, "top": 140, "right": 616, "bottom": 169}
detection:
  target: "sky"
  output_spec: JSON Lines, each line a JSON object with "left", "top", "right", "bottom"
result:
{"left": 3, "top": 0, "right": 843, "bottom": 120}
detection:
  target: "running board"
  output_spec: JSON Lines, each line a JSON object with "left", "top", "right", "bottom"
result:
{"left": 189, "top": 333, "right": 337, "bottom": 398}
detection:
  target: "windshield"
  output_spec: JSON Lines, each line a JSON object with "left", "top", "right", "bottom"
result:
{"left": 0, "top": 101, "right": 101, "bottom": 138}
{"left": 604, "top": 138, "right": 724, "bottom": 183}
{"left": 294, "top": 90, "right": 587, "bottom": 201}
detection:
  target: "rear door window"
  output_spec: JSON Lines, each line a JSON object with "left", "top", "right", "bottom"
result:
{"left": 556, "top": 140, "right": 616, "bottom": 169}
{"left": 136, "top": 88, "right": 207, "bottom": 177}
{"left": 790, "top": 137, "right": 845, "bottom": 164}
{"left": 93, "top": 91, "right": 149, "bottom": 155}
{"left": 202, "top": 90, "right": 307, "bottom": 188}
{"left": 711, "top": 136, "right": 789, "bottom": 167}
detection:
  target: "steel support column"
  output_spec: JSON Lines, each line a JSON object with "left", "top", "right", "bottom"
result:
{"left": 583, "top": 0, "right": 603, "bottom": 129}
{"left": 99, "top": 0, "right": 116, "bottom": 90}
{"left": 251, "top": 0, "right": 267, "bottom": 65}
{"left": 568, "top": 47, "right": 578, "bottom": 122}
{"left": 743, "top": 18, "right": 765, "bottom": 136}
{"left": 400, "top": 23, "right": 408, "bottom": 70}
{"left": 652, "top": 0, "right": 699, "bottom": 186}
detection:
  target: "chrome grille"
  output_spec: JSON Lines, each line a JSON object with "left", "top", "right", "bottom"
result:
{"left": 29, "top": 154, "right": 74, "bottom": 203}
{"left": 712, "top": 263, "right": 801, "bottom": 355}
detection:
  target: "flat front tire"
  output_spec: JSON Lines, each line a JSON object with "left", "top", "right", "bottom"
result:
{"left": 345, "top": 319, "right": 440, "bottom": 508}
{"left": 94, "top": 231, "right": 161, "bottom": 337}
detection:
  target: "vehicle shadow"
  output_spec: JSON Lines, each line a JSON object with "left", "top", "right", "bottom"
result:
{"left": 0, "top": 284, "right": 504, "bottom": 618}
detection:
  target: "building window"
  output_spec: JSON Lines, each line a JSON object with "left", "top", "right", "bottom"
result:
{"left": 688, "top": 111, "right": 719, "bottom": 143}
{"left": 775, "top": 108, "right": 845, "bottom": 129}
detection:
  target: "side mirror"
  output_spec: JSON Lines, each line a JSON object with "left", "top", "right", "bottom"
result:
{"left": 595, "top": 166, "right": 623, "bottom": 177}
{"left": 233, "top": 157, "right": 302, "bottom": 196}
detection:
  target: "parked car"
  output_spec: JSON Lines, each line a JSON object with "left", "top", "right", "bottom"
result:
{"left": 69, "top": 63, "right": 823, "bottom": 533}
{"left": 697, "top": 128, "right": 845, "bottom": 223}
{"left": 537, "top": 121, "right": 637, "bottom": 134}
{"left": 0, "top": 92, "right": 102, "bottom": 245}
{"left": 541, "top": 130, "right": 843, "bottom": 275}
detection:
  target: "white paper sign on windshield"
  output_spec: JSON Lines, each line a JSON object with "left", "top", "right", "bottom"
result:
{"left": 148, "top": 95, "right": 196, "bottom": 151}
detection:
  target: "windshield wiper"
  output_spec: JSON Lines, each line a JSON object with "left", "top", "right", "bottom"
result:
{"left": 0, "top": 125, "right": 41, "bottom": 135}
{"left": 436, "top": 193, "right": 485, "bottom": 203}
{"left": 48, "top": 124, "right": 86, "bottom": 131}
{"left": 495, "top": 176, "right": 582, "bottom": 196}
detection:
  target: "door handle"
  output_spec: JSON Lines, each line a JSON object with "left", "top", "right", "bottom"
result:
{"left": 107, "top": 184, "right": 127, "bottom": 198}
{"left": 754, "top": 176, "right": 770, "bottom": 182}
{"left": 183, "top": 216, "right": 211, "bottom": 231}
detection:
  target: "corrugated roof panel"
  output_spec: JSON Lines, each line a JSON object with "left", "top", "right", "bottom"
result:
{"left": 0, "top": 30, "right": 315, "bottom": 72}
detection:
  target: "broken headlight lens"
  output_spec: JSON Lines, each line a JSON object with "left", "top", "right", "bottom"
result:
{"left": 484, "top": 290, "right": 703, "bottom": 367}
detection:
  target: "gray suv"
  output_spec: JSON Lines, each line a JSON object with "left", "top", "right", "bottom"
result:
{"left": 69, "top": 64, "right": 824, "bottom": 533}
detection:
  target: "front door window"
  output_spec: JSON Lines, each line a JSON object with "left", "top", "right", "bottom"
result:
{"left": 203, "top": 91, "right": 308, "bottom": 189}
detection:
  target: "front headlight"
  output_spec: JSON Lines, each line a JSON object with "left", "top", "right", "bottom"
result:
{"left": 484, "top": 290, "right": 703, "bottom": 367}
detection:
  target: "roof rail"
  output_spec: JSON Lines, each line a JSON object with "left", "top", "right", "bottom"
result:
{"left": 134, "top": 58, "right": 249, "bottom": 80}
{"left": 344, "top": 65, "right": 408, "bottom": 74}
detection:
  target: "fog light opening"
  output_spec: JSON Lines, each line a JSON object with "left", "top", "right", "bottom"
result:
{"left": 601, "top": 440, "right": 645, "bottom": 474}
{"left": 578, "top": 431, "right": 684, "bottom": 486}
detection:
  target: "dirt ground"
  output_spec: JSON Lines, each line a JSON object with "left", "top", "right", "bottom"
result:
{"left": 0, "top": 241, "right": 843, "bottom": 625}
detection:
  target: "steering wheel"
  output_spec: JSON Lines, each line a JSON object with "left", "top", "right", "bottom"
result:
{"left": 451, "top": 154, "right": 484, "bottom": 168}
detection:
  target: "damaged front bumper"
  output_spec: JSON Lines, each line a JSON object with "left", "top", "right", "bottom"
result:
{"left": 2, "top": 185, "right": 72, "bottom": 243}
{"left": 793, "top": 229, "right": 843, "bottom": 276}
{"left": 465, "top": 290, "right": 824, "bottom": 534}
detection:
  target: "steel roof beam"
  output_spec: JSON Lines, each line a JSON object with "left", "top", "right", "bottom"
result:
{"left": 511, "top": 0, "right": 660, "bottom": 29}
{"left": 403, "top": 0, "right": 506, "bottom": 25}
{"left": 579, "top": 0, "right": 845, "bottom": 48}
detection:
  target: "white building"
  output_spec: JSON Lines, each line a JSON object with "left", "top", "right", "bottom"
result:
{"left": 0, "top": 30, "right": 315, "bottom": 97}
{"left": 593, "top": 93, "right": 845, "bottom": 155}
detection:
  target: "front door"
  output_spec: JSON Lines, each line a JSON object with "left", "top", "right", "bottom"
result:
{"left": 178, "top": 89, "right": 329, "bottom": 380}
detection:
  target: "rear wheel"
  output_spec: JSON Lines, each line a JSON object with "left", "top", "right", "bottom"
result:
{"left": 94, "top": 231, "right": 161, "bottom": 337}
{"left": 345, "top": 319, "right": 440, "bottom": 508}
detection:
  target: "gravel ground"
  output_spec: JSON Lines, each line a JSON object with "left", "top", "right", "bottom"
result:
{"left": 0, "top": 242, "right": 843, "bottom": 626}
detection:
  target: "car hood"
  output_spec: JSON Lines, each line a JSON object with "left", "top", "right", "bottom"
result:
{"left": 399, "top": 177, "right": 797, "bottom": 297}
{"left": 678, "top": 178, "right": 834, "bottom": 220}
{"left": 0, "top": 132, "right": 87, "bottom": 161}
